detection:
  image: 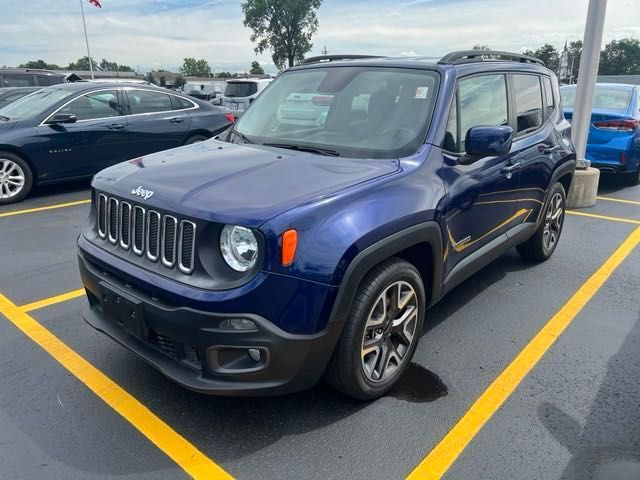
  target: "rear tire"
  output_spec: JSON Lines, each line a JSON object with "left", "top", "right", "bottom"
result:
{"left": 517, "top": 182, "right": 566, "bottom": 262}
{"left": 0, "top": 152, "right": 33, "bottom": 205}
{"left": 184, "top": 134, "right": 209, "bottom": 145}
{"left": 325, "top": 257, "right": 426, "bottom": 400}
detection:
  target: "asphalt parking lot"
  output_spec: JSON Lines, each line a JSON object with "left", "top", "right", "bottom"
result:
{"left": 0, "top": 176, "right": 638, "bottom": 480}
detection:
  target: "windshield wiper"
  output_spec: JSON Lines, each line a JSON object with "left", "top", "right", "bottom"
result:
{"left": 0, "top": 115, "right": 10, "bottom": 121}
{"left": 262, "top": 142, "right": 340, "bottom": 157}
{"left": 231, "top": 128, "right": 254, "bottom": 144}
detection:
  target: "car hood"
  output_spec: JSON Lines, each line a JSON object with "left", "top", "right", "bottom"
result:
{"left": 93, "top": 140, "right": 400, "bottom": 227}
{"left": 0, "top": 120, "right": 17, "bottom": 132}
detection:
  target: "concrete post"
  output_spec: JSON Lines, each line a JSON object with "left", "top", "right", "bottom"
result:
{"left": 567, "top": 0, "right": 607, "bottom": 208}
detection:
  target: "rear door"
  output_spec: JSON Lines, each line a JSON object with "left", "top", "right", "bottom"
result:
{"left": 123, "top": 89, "right": 191, "bottom": 158}
{"left": 37, "top": 89, "right": 130, "bottom": 179}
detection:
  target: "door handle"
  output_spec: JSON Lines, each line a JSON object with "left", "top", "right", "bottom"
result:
{"left": 108, "top": 123, "right": 125, "bottom": 130}
{"left": 543, "top": 145, "right": 560, "bottom": 155}
{"left": 169, "top": 117, "right": 184, "bottom": 124}
{"left": 500, "top": 163, "right": 521, "bottom": 175}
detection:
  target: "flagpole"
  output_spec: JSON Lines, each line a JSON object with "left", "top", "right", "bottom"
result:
{"left": 79, "top": 0, "right": 95, "bottom": 80}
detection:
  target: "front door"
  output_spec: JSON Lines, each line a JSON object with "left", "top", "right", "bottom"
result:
{"left": 36, "top": 89, "right": 129, "bottom": 180}
{"left": 442, "top": 73, "right": 524, "bottom": 279}
{"left": 123, "top": 89, "right": 191, "bottom": 158}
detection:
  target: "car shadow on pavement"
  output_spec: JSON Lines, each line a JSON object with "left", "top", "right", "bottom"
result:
{"left": 596, "top": 173, "right": 635, "bottom": 195}
{"left": 538, "top": 316, "right": 640, "bottom": 480}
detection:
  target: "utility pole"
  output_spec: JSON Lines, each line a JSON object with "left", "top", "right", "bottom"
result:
{"left": 321, "top": 45, "right": 328, "bottom": 55}
{"left": 79, "top": 0, "right": 95, "bottom": 80}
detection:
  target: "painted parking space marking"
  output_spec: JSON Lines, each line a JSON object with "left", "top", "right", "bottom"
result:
{"left": 0, "top": 199, "right": 90, "bottom": 218}
{"left": 0, "top": 292, "right": 234, "bottom": 480}
{"left": 596, "top": 195, "right": 640, "bottom": 206}
{"left": 566, "top": 210, "right": 640, "bottom": 225}
{"left": 19, "top": 288, "right": 86, "bottom": 313}
{"left": 405, "top": 225, "right": 640, "bottom": 480}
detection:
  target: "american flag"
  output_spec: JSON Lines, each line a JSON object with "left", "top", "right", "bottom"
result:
{"left": 88, "top": 0, "right": 102, "bottom": 8}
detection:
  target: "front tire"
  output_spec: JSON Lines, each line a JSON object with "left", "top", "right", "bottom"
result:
{"left": 0, "top": 152, "right": 33, "bottom": 205}
{"left": 517, "top": 182, "right": 566, "bottom": 262}
{"left": 184, "top": 134, "right": 209, "bottom": 145}
{"left": 325, "top": 258, "right": 426, "bottom": 400}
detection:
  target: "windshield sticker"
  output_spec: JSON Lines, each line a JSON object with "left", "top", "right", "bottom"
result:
{"left": 415, "top": 86, "right": 429, "bottom": 99}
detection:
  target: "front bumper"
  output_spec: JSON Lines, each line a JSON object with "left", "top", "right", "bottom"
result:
{"left": 78, "top": 249, "right": 342, "bottom": 396}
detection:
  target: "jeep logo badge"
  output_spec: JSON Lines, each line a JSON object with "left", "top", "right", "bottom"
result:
{"left": 131, "top": 186, "right": 154, "bottom": 200}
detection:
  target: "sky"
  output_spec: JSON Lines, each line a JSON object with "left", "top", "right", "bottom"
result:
{"left": 2, "top": 0, "right": 640, "bottom": 74}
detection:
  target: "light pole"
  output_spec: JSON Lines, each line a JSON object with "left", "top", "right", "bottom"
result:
{"left": 79, "top": 0, "right": 95, "bottom": 80}
{"left": 566, "top": 0, "right": 607, "bottom": 208}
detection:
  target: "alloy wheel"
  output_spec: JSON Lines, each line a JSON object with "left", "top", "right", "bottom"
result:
{"left": 361, "top": 280, "right": 418, "bottom": 382}
{"left": 0, "top": 159, "right": 26, "bottom": 199}
{"left": 543, "top": 192, "right": 564, "bottom": 251}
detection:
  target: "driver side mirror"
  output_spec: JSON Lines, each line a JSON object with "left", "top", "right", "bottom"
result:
{"left": 462, "top": 126, "right": 513, "bottom": 163}
{"left": 46, "top": 113, "right": 77, "bottom": 125}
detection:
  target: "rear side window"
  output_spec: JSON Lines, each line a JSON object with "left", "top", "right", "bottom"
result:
{"left": 58, "top": 90, "right": 123, "bottom": 121}
{"left": 3, "top": 74, "right": 34, "bottom": 87}
{"left": 36, "top": 75, "right": 63, "bottom": 86}
{"left": 542, "top": 76, "right": 554, "bottom": 119}
{"left": 513, "top": 74, "right": 543, "bottom": 134}
{"left": 128, "top": 90, "right": 173, "bottom": 114}
{"left": 171, "top": 95, "right": 194, "bottom": 110}
{"left": 455, "top": 74, "right": 508, "bottom": 153}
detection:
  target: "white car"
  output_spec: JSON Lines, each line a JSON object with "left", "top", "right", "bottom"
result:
{"left": 221, "top": 78, "right": 272, "bottom": 112}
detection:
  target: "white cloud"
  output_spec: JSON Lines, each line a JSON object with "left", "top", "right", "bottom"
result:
{"left": 1, "top": 0, "right": 639, "bottom": 72}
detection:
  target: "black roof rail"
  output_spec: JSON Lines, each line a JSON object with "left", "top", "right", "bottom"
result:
{"left": 438, "top": 50, "right": 545, "bottom": 66}
{"left": 300, "top": 54, "right": 385, "bottom": 65}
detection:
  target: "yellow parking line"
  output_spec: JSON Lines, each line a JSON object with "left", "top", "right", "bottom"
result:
{"left": 596, "top": 195, "right": 640, "bottom": 206}
{"left": 19, "top": 289, "right": 86, "bottom": 313}
{"left": 0, "top": 293, "right": 233, "bottom": 480}
{"left": 0, "top": 199, "right": 90, "bottom": 218}
{"left": 406, "top": 226, "right": 640, "bottom": 480}
{"left": 567, "top": 210, "right": 640, "bottom": 225}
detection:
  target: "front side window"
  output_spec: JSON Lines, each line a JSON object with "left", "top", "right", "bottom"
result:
{"left": 456, "top": 74, "right": 508, "bottom": 152}
{"left": 128, "top": 90, "right": 173, "bottom": 115}
{"left": 0, "top": 88, "right": 74, "bottom": 120}
{"left": 58, "top": 90, "right": 123, "bottom": 121}
{"left": 233, "top": 67, "right": 439, "bottom": 159}
{"left": 513, "top": 74, "right": 543, "bottom": 134}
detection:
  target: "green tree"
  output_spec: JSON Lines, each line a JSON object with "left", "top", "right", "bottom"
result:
{"left": 217, "top": 71, "right": 233, "bottom": 78}
{"left": 179, "top": 57, "right": 211, "bottom": 77}
{"left": 18, "top": 59, "right": 60, "bottom": 69}
{"left": 523, "top": 44, "right": 559, "bottom": 71}
{"left": 599, "top": 38, "right": 640, "bottom": 75}
{"left": 472, "top": 44, "right": 490, "bottom": 51}
{"left": 249, "top": 60, "right": 265, "bottom": 75}
{"left": 174, "top": 74, "right": 186, "bottom": 89}
{"left": 567, "top": 40, "right": 582, "bottom": 81}
{"left": 67, "top": 56, "right": 98, "bottom": 70}
{"left": 242, "top": 0, "right": 323, "bottom": 69}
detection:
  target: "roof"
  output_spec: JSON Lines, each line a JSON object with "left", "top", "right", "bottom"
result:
{"left": 43, "top": 82, "right": 172, "bottom": 93}
{"left": 560, "top": 83, "right": 636, "bottom": 90}
{"left": 0, "top": 68, "right": 64, "bottom": 76}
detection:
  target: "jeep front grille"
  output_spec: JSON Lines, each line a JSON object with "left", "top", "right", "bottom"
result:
{"left": 96, "top": 193, "right": 196, "bottom": 275}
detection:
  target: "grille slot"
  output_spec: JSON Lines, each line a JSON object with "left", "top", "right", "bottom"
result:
{"left": 119, "top": 202, "right": 131, "bottom": 249}
{"left": 162, "top": 216, "right": 177, "bottom": 267}
{"left": 146, "top": 211, "right": 160, "bottom": 261}
{"left": 95, "top": 193, "right": 197, "bottom": 275}
{"left": 179, "top": 220, "right": 196, "bottom": 274}
{"left": 132, "top": 206, "right": 145, "bottom": 255}
{"left": 97, "top": 194, "right": 107, "bottom": 238}
{"left": 107, "top": 198, "right": 119, "bottom": 244}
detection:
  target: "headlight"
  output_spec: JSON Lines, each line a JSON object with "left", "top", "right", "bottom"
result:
{"left": 220, "top": 224, "right": 258, "bottom": 272}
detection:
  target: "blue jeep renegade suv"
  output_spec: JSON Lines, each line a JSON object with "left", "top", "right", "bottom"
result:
{"left": 78, "top": 51, "right": 576, "bottom": 399}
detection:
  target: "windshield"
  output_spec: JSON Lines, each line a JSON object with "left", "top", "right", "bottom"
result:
{"left": 0, "top": 88, "right": 73, "bottom": 120}
{"left": 232, "top": 67, "right": 439, "bottom": 159}
{"left": 224, "top": 82, "right": 258, "bottom": 98}
{"left": 561, "top": 85, "right": 633, "bottom": 110}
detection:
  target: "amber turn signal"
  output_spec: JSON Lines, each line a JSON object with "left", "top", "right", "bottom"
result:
{"left": 281, "top": 229, "right": 298, "bottom": 266}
